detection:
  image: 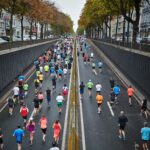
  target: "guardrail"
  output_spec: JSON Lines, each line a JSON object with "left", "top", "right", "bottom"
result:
{"left": 92, "top": 38, "right": 150, "bottom": 52}
{"left": 0, "top": 38, "right": 57, "bottom": 51}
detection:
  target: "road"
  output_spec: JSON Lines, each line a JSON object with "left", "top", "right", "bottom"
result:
{"left": 0, "top": 39, "right": 149, "bottom": 150}
{"left": 77, "top": 40, "right": 148, "bottom": 150}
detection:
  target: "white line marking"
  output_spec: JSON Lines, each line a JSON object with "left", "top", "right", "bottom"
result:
{"left": 107, "top": 101, "right": 115, "bottom": 117}
{"left": 77, "top": 42, "right": 86, "bottom": 150}
{"left": 61, "top": 51, "right": 73, "bottom": 150}
{"left": 0, "top": 68, "right": 35, "bottom": 113}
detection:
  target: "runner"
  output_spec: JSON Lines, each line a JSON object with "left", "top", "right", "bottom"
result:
{"left": 20, "top": 104, "right": 29, "bottom": 128}
{"left": 62, "top": 84, "right": 68, "bottom": 101}
{"left": 79, "top": 81, "right": 85, "bottom": 99}
{"left": 50, "top": 65, "right": 55, "bottom": 77}
{"left": 96, "top": 93, "right": 103, "bottom": 114}
{"left": 26, "top": 118, "right": 35, "bottom": 146}
{"left": 58, "top": 68, "right": 63, "bottom": 80}
{"left": 13, "top": 86, "right": 19, "bottom": 104}
{"left": 113, "top": 84, "right": 120, "bottom": 103}
{"left": 34, "top": 78, "right": 40, "bottom": 93}
{"left": 127, "top": 85, "right": 134, "bottom": 106}
{"left": 33, "top": 95, "right": 39, "bottom": 116}
{"left": 56, "top": 93, "right": 64, "bottom": 114}
{"left": 52, "top": 120, "right": 61, "bottom": 144}
{"left": 0, "top": 128, "right": 4, "bottom": 150}
{"left": 52, "top": 75, "right": 57, "bottom": 91}
{"left": 95, "top": 82, "right": 102, "bottom": 94}
{"left": 110, "top": 77, "right": 115, "bottom": 89}
{"left": 87, "top": 80, "right": 94, "bottom": 97}
{"left": 39, "top": 115, "right": 48, "bottom": 142}
{"left": 118, "top": 111, "right": 128, "bottom": 140}
{"left": 46, "top": 87, "right": 51, "bottom": 107}
{"left": 91, "top": 61, "right": 97, "bottom": 75}
{"left": 109, "top": 89, "right": 116, "bottom": 108}
{"left": 13, "top": 125, "right": 24, "bottom": 150}
{"left": 23, "top": 82, "right": 29, "bottom": 98}
{"left": 7, "top": 96, "right": 14, "bottom": 116}
{"left": 37, "top": 91, "right": 44, "bottom": 110}
{"left": 140, "top": 98, "right": 148, "bottom": 119}
{"left": 141, "top": 122, "right": 150, "bottom": 150}
{"left": 97, "top": 61, "right": 103, "bottom": 73}
{"left": 38, "top": 72, "right": 44, "bottom": 88}
{"left": 39, "top": 65, "right": 43, "bottom": 73}
{"left": 44, "top": 64, "right": 49, "bottom": 77}
{"left": 63, "top": 67, "right": 68, "bottom": 79}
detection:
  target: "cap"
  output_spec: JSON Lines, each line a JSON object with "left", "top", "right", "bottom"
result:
{"left": 89, "top": 79, "right": 91, "bottom": 82}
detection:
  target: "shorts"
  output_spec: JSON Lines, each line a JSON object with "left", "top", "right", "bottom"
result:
{"left": 45, "top": 71, "right": 48, "bottom": 73}
{"left": 58, "top": 74, "right": 62, "bottom": 77}
{"left": 39, "top": 99, "right": 43, "bottom": 104}
{"left": 8, "top": 105, "right": 13, "bottom": 108}
{"left": 128, "top": 95, "right": 133, "bottom": 98}
{"left": 97, "top": 103, "right": 102, "bottom": 107}
{"left": 80, "top": 89, "right": 84, "bottom": 94}
{"left": 92, "top": 67, "right": 95, "bottom": 69}
{"left": 0, "top": 138, "right": 3, "bottom": 144}
{"left": 142, "top": 140, "right": 148, "bottom": 144}
{"left": 41, "top": 128, "right": 47, "bottom": 134}
{"left": 141, "top": 106, "right": 147, "bottom": 111}
{"left": 57, "top": 102, "right": 62, "bottom": 107}
{"left": 88, "top": 88, "right": 92, "bottom": 90}
{"left": 22, "top": 116, "right": 27, "bottom": 120}
{"left": 119, "top": 125, "right": 125, "bottom": 130}
{"left": 17, "top": 141, "right": 22, "bottom": 144}
{"left": 14, "top": 95, "right": 18, "bottom": 98}
{"left": 34, "top": 105, "right": 39, "bottom": 109}
{"left": 39, "top": 80, "right": 43, "bottom": 83}
{"left": 47, "top": 96, "right": 51, "bottom": 102}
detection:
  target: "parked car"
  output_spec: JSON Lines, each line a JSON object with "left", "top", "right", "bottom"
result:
{"left": 0, "top": 37, "right": 8, "bottom": 43}
{"left": 13, "top": 36, "right": 22, "bottom": 41}
{"left": 0, "top": 36, "right": 10, "bottom": 42}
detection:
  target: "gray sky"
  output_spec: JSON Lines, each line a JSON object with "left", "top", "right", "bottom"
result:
{"left": 53, "top": 0, "right": 86, "bottom": 31}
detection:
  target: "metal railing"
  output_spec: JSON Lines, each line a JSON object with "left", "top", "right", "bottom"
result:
{"left": 0, "top": 38, "right": 57, "bottom": 51}
{"left": 92, "top": 38, "right": 150, "bottom": 52}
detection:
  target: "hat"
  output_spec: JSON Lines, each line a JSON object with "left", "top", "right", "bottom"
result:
{"left": 89, "top": 79, "right": 91, "bottom": 82}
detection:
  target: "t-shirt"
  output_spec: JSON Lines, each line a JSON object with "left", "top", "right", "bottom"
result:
{"left": 50, "top": 147, "right": 59, "bottom": 150}
{"left": 90, "top": 53, "right": 94, "bottom": 57}
{"left": 141, "top": 127, "right": 150, "bottom": 141}
{"left": 127, "top": 88, "right": 134, "bottom": 96}
{"left": 38, "top": 74, "right": 44, "bottom": 81}
{"left": 0, "top": 130, "right": 3, "bottom": 139}
{"left": 58, "top": 69, "right": 63, "bottom": 74}
{"left": 39, "top": 118, "right": 48, "bottom": 129}
{"left": 56, "top": 95, "right": 64, "bottom": 103}
{"left": 23, "top": 84, "right": 29, "bottom": 91}
{"left": 40, "top": 66, "right": 43, "bottom": 73}
{"left": 98, "top": 62, "right": 103, "bottom": 67}
{"left": 63, "top": 68, "right": 68, "bottom": 74}
{"left": 113, "top": 86, "right": 120, "bottom": 94}
{"left": 96, "top": 84, "right": 102, "bottom": 92}
{"left": 44, "top": 65, "right": 49, "bottom": 72}
{"left": 13, "top": 87, "right": 19, "bottom": 96}
{"left": 118, "top": 115, "right": 128, "bottom": 126}
{"left": 87, "top": 82, "right": 93, "bottom": 88}
{"left": 13, "top": 129, "right": 24, "bottom": 142}
{"left": 33, "top": 98, "right": 39, "bottom": 106}
{"left": 80, "top": 84, "right": 85, "bottom": 91}
{"left": 96, "top": 95, "right": 103, "bottom": 104}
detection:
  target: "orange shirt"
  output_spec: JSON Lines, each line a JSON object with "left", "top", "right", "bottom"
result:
{"left": 39, "top": 118, "right": 47, "bottom": 129}
{"left": 96, "top": 95, "right": 103, "bottom": 104}
{"left": 127, "top": 88, "right": 134, "bottom": 96}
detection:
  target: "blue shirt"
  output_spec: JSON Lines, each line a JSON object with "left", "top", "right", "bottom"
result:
{"left": 13, "top": 129, "right": 24, "bottom": 142}
{"left": 18, "top": 75, "right": 25, "bottom": 81}
{"left": 50, "top": 67, "right": 55, "bottom": 73}
{"left": 113, "top": 86, "right": 120, "bottom": 94}
{"left": 98, "top": 62, "right": 103, "bottom": 67}
{"left": 58, "top": 69, "right": 63, "bottom": 74}
{"left": 141, "top": 127, "right": 150, "bottom": 141}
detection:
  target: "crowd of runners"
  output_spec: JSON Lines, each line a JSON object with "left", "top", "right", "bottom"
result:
{"left": 0, "top": 37, "right": 74, "bottom": 150}
{"left": 77, "top": 36, "right": 150, "bottom": 150}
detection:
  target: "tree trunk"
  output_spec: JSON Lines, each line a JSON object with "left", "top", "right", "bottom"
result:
{"left": 40, "top": 23, "right": 44, "bottom": 39}
{"left": 132, "top": 22, "right": 139, "bottom": 43}
{"left": 29, "top": 20, "right": 33, "bottom": 40}
{"left": 20, "top": 15, "right": 24, "bottom": 41}
{"left": 35, "top": 22, "right": 37, "bottom": 40}
{"left": 10, "top": 13, "right": 13, "bottom": 42}
{"left": 115, "top": 16, "right": 119, "bottom": 40}
{"left": 122, "top": 17, "right": 126, "bottom": 42}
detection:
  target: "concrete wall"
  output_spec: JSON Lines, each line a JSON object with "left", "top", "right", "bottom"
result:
{"left": 0, "top": 41, "right": 56, "bottom": 93}
{"left": 92, "top": 40, "right": 150, "bottom": 98}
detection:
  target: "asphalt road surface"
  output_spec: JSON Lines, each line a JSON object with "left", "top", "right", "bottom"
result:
{"left": 77, "top": 40, "right": 149, "bottom": 150}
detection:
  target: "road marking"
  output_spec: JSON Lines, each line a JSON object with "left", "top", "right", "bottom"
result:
{"left": 107, "top": 101, "right": 115, "bottom": 117}
{"left": 0, "top": 68, "right": 35, "bottom": 113}
{"left": 77, "top": 42, "right": 86, "bottom": 150}
{"left": 61, "top": 52, "right": 73, "bottom": 150}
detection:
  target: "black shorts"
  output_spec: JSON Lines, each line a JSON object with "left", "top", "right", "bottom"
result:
{"left": 41, "top": 128, "right": 47, "bottom": 134}
{"left": 88, "top": 88, "right": 92, "bottom": 90}
{"left": 92, "top": 67, "right": 95, "bottom": 69}
{"left": 34, "top": 105, "right": 39, "bottom": 109}
{"left": 97, "top": 103, "right": 102, "bottom": 107}
{"left": 142, "top": 140, "right": 148, "bottom": 144}
{"left": 0, "top": 138, "right": 3, "bottom": 144}
{"left": 22, "top": 116, "right": 27, "bottom": 120}
{"left": 39, "top": 80, "right": 43, "bottom": 83}
{"left": 14, "top": 95, "right": 18, "bottom": 98}
{"left": 119, "top": 125, "right": 125, "bottom": 130}
{"left": 59, "top": 74, "right": 62, "bottom": 77}
{"left": 17, "top": 141, "right": 22, "bottom": 144}
{"left": 8, "top": 105, "right": 13, "bottom": 108}
{"left": 39, "top": 99, "right": 43, "bottom": 104}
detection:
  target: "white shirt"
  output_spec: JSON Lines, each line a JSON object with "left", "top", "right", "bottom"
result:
{"left": 63, "top": 68, "right": 68, "bottom": 74}
{"left": 56, "top": 95, "right": 64, "bottom": 103}
{"left": 40, "top": 66, "right": 43, "bottom": 73}
{"left": 96, "top": 84, "right": 102, "bottom": 92}
{"left": 50, "top": 147, "right": 59, "bottom": 150}
{"left": 13, "top": 87, "right": 19, "bottom": 95}
{"left": 90, "top": 53, "right": 94, "bottom": 58}
{"left": 57, "top": 54, "right": 61, "bottom": 60}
